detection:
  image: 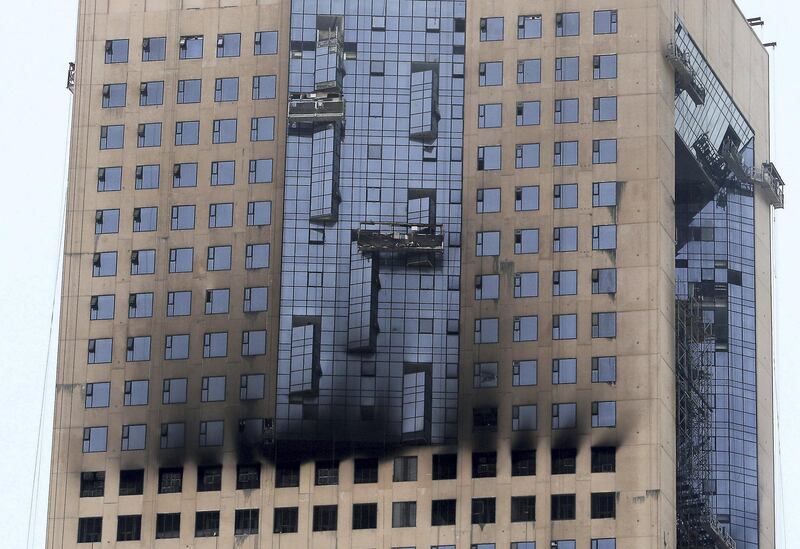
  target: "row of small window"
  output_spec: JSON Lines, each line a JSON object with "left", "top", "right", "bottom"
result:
{"left": 471, "top": 401, "right": 617, "bottom": 431}
{"left": 89, "top": 332, "right": 261, "bottom": 365}
{"left": 477, "top": 182, "right": 617, "bottom": 214}
{"left": 78, "top": 499, "right": 618, "bottom": 542}
{"left": 79, "top": 449, "right": 616, "bottom": 503}
{"left": 92, "top": 284, "right": 268, "bottom": 320}
{"left": 88, "top": 329, "right": 264, "bottom": 362}
{"left": 95, "top": 205, "right": 274, "bottom": 234}
{"left": 475, "top": 269, "right": 617, "bottom": 300}
{"left": 98, "top": 117, "right": 275, "bottom": 149}
{"left": 76, "top": 509, "right": 258, "bottom": 542}
{"left": 85, "top": 375, "right": 264, "bottom": 409}
{"left": 474, "top": 314, "right": 618, "bottom": 344}
{"left": 475, "top": 226, "right": 618, "bottom": 256}
{"left": 473, "top": 356, "right": 617, "bottom": 388}
{"left": 82, "top": 417, "right": 268, "bottom": 452}
{"left": 101, "top": 251, "right": 268, "bottom": 283}
{"left": 95, "top": 207, "right": 270, "bottom": 244}
{"left": 103, "top": 32, "right": 278, "bottom": 64}
{"left": 478, "top": 98, "right": 617, "bottom": 129}
{"left": 480, "top": 11, "right": 618, "bottom": 41}
{"left": 478, "top": 55, "right": 617, "bottom": 87}
{"left": 101, "top": 76, "right": 277, "bottom": 108}
{"left": 96, "top": 159, "right": 274, "bottom": 191}
{"left": 477, "top": 140, "right": 618, "bottom": 171}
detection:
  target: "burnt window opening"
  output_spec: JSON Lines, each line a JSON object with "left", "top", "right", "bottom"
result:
{"left": 433, "top": 453, "right": 457, "bottom": 480}
{"left": 472, "top": 452, "right": 497, "bottom": 478}
{"left": 552, "top": 448, "right": 577, "bottom": 475}
{"left": 473, "top": 407, "right": 498, "bottom": 431}
{"left": 431, "top": 499, "right": 457, "bottom": 526}
{"left": 236, "top": 464, "right": 261, "bottom": 490}
{"left": 315, "top": 460, "right": 339, "bottom": 486}
{"left": 197, "top": 465, "right": 222, "bottom": 492}
{"left": 591, "top": 447, "right": 617, "bottom": 473}
{"left": 276, "top": 462, "right": 300, "bottom": 488}
{"left": 118, "top": 469, "right": 143, "bottom": 496}
{"left": 512, "top": 450, "right": 536, "bottom": 476}
{"left": 158, "top": 467, "right": 183, "bottom": 494}
{"left": 354, "top": 458, "right": 379, "bottom": 483}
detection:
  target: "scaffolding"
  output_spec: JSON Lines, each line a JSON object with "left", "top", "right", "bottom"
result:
{"left": 691, "top": 134, "right": 786, "bottom": 209}
{"left": 287, "top": 91, "right": 345, "bottom": 124}
{"left": 356, "top": 222, "right": 444, "bottom": 253}
{"left": 666, "top": 42, "right": 707, "bottom": 106}
{"left": 355, "top": 222, "right": 444, "bottom": 268}
{"left": 676, "top": 297, "right": 735, "bottom": 549}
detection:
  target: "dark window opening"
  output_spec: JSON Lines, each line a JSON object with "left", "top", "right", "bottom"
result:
{"left": 195, "top": 511, "right": 220, "bottom": 537}
{"left": 276, "top": 462, "right": 300, "bottom": 488}
{"left": 158, "top": 467, "right": 183, "bottom": 494}
{"left": 80, "top": 472, "right": 105, "bottom": 497}
{"left": 433, "top": 453, "right": 458, "bottom": 480}
{"left": 471, "top": 497, "right": 496, "bottom": 524}
{"left": 551, "top": 494, "right": 576, "bottom": 520}
{"left": 273, "top": 507, "right": 298, "bottom": 533}
{"left": 511, "top": 450, "right": 536, "bottom": 476}
{"left": 591, "top": 492, "right": 616, "bottom": 519}
{"left": 119, "top": 469, "right": 143, "bottom": 496}
{"left": 472, "top": 451, "right": 497, "bottom": 478}
{"left": 431, "top": 499, "right": 456, "bottom": 526}
{"left": 155, "top": 513, "right": 180, "bottom": 539}
{"left": 591, "top": 447, "right": 617, "bottom": 473}
{"left": 116, "top": 515, "right": 141, "bottom": 541}
{"left": 77, "top": 517, "right": 102, "bottom": 543}
{"left": 234, "top": 508, "right": 259, "bottom": 535}
{"left": 552, "top": 448, "right": 577, "bottom": 475}
{"left": 197, "top": 465, "right": 222, "bottom": 492}
{"left": 315, "top": 460, "right": 339, "bottom": 485}
{"left": 352, "top": 503, "right": 378, "bottom": 529}
{"left": 313, "top": 505, "right": 338, "bottom": 531}
{"left": 511, "top": 496, "right": 536, "bottom": 522}
{"left": 237, "top": 464, "right": 261, "bottom": 490}
{"left": 354, "top": 458, "right": 379, "bottom": 484}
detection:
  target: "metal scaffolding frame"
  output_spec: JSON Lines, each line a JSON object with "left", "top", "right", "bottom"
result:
{"left": 676, "top": 296, "right": 736, "bottom": 549}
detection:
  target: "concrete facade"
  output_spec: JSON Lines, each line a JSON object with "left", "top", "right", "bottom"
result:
{"left": 46, "top": 1, "right": 776, "bottom": 548}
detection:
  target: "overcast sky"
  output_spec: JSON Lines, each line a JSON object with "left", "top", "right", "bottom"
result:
{"left": 0, "top": 1, "right": 796, "bottom": 548}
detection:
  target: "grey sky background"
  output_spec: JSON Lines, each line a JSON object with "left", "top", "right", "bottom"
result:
{"left": 0, "top": 1, "right": 795, "bottom": 547}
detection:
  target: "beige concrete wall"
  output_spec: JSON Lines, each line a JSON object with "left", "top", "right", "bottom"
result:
{"left": 457, "top": 1, "right": 686, "bottom": 547}
{"left": 47, "top": 0, "right": 290, "bottom": 546}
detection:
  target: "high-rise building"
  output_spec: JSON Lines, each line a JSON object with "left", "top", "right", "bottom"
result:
{"left": 47, "top": 0, "right": 784, "bottom": 548}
